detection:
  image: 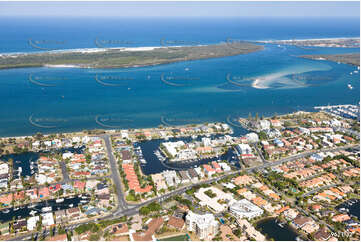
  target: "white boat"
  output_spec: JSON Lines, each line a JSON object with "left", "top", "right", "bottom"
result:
{"left": 55, "top": 198, "right": 64, "bottom": 203}
{"left": 348, "top": 84, "right": 353, "bottom": 90}
{"left": 80, "top": 200, "right": 88, "bottom": 203}
{"left": 14, "top": 207, "right": 20, "bottom": 211}
{"left": 28, "top": 204, "right": 36, "bottom": 208}
{"left": 2, "top": 209, "right": 10, "bottom": 213}
{"left": 29, "top": 210, "right": 37, "bottom": 216}
{"left": 41, "top": 206, "right": 52, "bottom": 212}
{"left": 68, "top": 204, "right": 74, "bottom": 208}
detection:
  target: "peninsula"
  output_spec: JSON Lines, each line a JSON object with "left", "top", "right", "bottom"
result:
{"left": 260, "top": 37, "right": 360, "bottom": 48}
{"left": 0, "top": 42, "right": 263, "bottom": 69}
{"left": 301, "top": 53, "right": 360, "bottom": 66}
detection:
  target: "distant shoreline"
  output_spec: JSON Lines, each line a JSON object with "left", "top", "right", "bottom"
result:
{"left": 259, "top": 36, "right": 359, "bottom": 43}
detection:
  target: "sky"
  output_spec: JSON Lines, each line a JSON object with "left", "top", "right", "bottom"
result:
{"left": 0, "top": 1, "right": 359, "bottom": 18}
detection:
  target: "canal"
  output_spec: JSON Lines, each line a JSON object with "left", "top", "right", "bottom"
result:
{"left": 0, "top": 194, "right": 90, "bottom": 223}
{"left": 137, "top": 134, "right": 242, "bottom": 175}
{"left": 256, "top": 218, "right": 300, "bottom": 241}
{"left": 336, "top": 199, "right": 360, "bottom": 220}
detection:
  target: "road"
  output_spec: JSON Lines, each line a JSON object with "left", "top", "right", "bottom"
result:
{"left": 9, "top": 143, "right": 359, "bottom": 240}
{"left": 101, "top": 134, "right": 135, "bottom": 212}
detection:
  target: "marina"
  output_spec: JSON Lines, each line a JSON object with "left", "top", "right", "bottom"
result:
{"left": 138, "top": 134, "right": 241, "bottom": 175}
{"left": 0, "top": 194, "right": 90, "bottom": 223}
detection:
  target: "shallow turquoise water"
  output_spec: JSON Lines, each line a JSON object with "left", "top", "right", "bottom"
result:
{"left": 0, "top": 17, "right": 359, "bottom": 136}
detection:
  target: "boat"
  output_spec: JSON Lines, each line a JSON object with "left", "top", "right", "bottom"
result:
{"left": 41, "top": 206, "right": 52, "bottom": 212}
{"left": 348, "top": 84, "right": 353, "bottom": 90}
{"left": 278, "top": 222, "right": 285, "bottom": 228}
{"left": 191, "top": 135, "right": 197, "bottom": 139}
{"left": 29, "top": 210, "right": 37, "bottom": 216}
{"left": 14, "top": 207, "right": 20, "bottom": 211}
{"left": 185, "top": 67, "right": 190, "bottom": 71}
{"left": 68, "top": 204, "right": 74, "bottom": 208}
{"left": 28, "top": 204, "right": 36, "bottom": 208}
{"left": 2, "top": 209, "right": 10, "bottom": 213}
{"left": 55, "top": 198, "right": 64, "bottom": 203}
{"left": 80, "top": 200, "right": 88, "bottom": 203}
{"left": 15, "top": 160, "right": 21, "bottom": 164}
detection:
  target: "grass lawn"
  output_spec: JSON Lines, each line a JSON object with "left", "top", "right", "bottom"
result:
{"left": 159, "top": 234, "right": 189, "bottom": 241}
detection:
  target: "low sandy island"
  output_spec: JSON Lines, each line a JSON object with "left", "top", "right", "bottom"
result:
{"left": 301, "top": 53, "right": 360, "bottom": 66}
{"left": 0, "top": 42, "right": 263, "bottom": 70}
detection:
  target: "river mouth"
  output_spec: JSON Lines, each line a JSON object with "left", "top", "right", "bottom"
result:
{"left": 256, "top": 217, "right": 301, "bottom": 241}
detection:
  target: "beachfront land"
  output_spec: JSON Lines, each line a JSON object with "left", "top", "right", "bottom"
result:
{"left": 0, "top": 109, "right": 359, "bottom": 241}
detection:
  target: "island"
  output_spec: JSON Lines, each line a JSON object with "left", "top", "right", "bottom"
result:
{"left": 301, "top": 53, "right": 360, "bottom": 66}
{"left": 0, "top": 42, "right": 263, "bottom": 69}
{"left": 259, "top": 38, "right": 360, "bottom": 48}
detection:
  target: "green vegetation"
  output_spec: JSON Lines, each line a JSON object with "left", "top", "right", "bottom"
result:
{"left": 74, "top": 223, "right": 99, "bottom": 234}
{"left": 159, "top": 234, "right": 189, "bottom": 241}
{"left": 139, "top": 202, "right": 162, "bottom": 215}
{"left": 0, "top": 42, "right": 263, "bottom": 69}
{"left": 204, "top": 189, "right": 217, "bottom": 198}
{"left": 301, "top": 53, "right": 360, "bottom": 66}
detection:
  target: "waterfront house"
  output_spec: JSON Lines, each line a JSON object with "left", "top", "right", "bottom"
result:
{"left": 54, "top": 210, "right": 67, "bottom": 224}
{"left": 0, "top": 193, "right": 13, "bottom": 206}
{"left": 292, "top": 215, "right": 313, "bottom": 229}
{"left": 66, "top": 207, "right": 82, "bottom": 220}
{"left": 38, "top": 187, "right": 50, "bottom": 199}
{"left": 27, "top": 216, "right": 40, "bottom": 231}
{"left": 42, "top": 212, "right": 55, "bottom": 227}
{"left": 13, "top": 219, "right": 27, "bottom": 232}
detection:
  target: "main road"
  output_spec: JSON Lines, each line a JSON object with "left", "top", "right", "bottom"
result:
{"left": 102, "top": 134, "right": 135, "bottom": 211}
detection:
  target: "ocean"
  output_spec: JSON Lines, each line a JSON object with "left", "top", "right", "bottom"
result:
{"left": 0, "top": 17, "right": 359, "bottom": 137}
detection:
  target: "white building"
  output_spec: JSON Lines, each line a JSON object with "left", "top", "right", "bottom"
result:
{"left": 246, "top": 132, "right": 259, "bottom": 143}
{"left": 161, "top": 170, "right": 180, "bottom": 187}
{"left": 27, "top": 216, "right": 40, "bottom": 231}
{"left": 194, "top": 167, "right": 205, "bottom": 178}
{"left": 219, "top": 162, "right": 231, "bottom": 172}
{"left": 0, "top": 163, "right": 9, "bottom": 175}
{"left": 42, "top": 213, "right": 54, "bottom": 227}
{"left": 229, "top": 199, "right": 264, "bottom": 220}
{"left": 195, "top": 187, "right": 235, "bottom": 213}
{"left": 256, "top": 120, "right": 270, "bottom": 130}
{"left": 236, "top": 144, "right": 252, "bottom": 155}
{"left": 162, "top": 141, "right": 185, "bottom": 157}
{"left": 186, "top": 211, "right": 219, "bottom": 240}
{"left": 202, "top": 137, "right": 211, "bottom": 147}
{"left": 62, "top": 152, "right": 73, "bottom": 159}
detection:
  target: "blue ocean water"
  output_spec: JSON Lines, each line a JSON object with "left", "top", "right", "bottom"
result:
{"left": 0, "top": 17, "right": 359, "bottom": 137}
